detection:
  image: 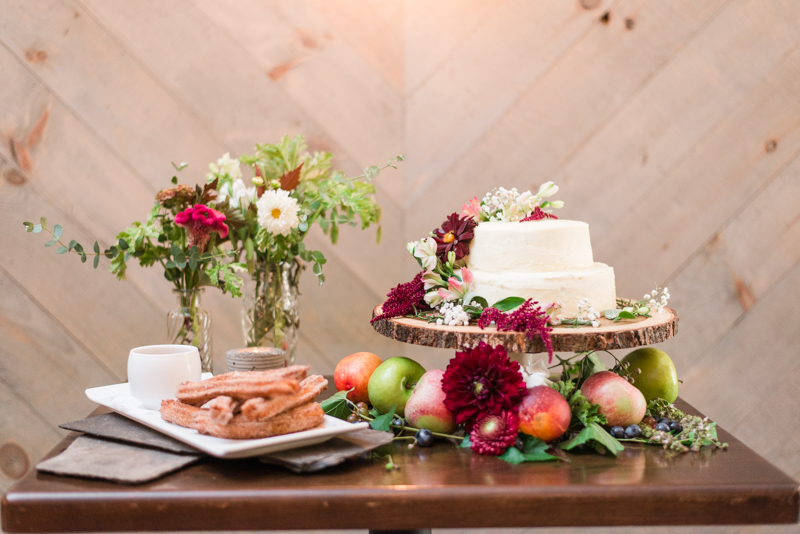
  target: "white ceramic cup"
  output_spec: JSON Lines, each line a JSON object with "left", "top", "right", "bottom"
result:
{"left": 128, "top": 345, "right": 201, "bottom": 409}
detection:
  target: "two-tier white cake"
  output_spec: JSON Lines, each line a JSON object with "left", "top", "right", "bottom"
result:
{"left": 466, "top": 219, "right": 616, "bottom": 315}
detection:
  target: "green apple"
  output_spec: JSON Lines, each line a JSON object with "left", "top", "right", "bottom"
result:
{"left": 621, "top": 347, "right": 679, "bottom": 403}
{"left": 367, "top": 357, "right": 426, "bottom": 416}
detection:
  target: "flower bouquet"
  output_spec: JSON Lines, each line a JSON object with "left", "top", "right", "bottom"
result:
{"left": 211, "top": 135, "right": 403, "bottom": 361}
{"left": 25, "top": 165, "right": 248, "bottom": 371}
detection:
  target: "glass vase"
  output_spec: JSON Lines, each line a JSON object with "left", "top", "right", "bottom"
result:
{"left": 167, "top": 289, "right": 213, "bottom": 373}
{"left": 242, "top": 259, "right": 301, "bottom": 364}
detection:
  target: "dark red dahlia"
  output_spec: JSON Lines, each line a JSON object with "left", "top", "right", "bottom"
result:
{"left": 520, "top": 206, "right": 558, "bottom": 222}
{"left": 370, "top": 272, "right": 429, "bottom": 323}
{"left": 441, "top": 341, "right": 527, "bottom": 428}
{"left": 478, "top": 300, "right": 554, "bottom": 362}
{"left": 470, "top": 411, "right": 520, "bottom": 456}
{"left": 432, "top": 212, "right": 477, "bottom": 262}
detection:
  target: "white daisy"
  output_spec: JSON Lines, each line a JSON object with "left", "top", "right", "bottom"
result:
{"left": 256, "top": 189, "right": 300, "bottom": 236}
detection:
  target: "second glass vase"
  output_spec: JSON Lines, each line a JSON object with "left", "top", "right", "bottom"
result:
{"left": 242, "top": 259, "right": 301, "bottom": 364}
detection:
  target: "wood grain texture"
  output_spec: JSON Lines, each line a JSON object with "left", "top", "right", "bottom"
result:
{"left": 2, "top": 402, "right": 798, "bottom": 532}
{"left": 1, "top": 2, "right": 799, "bottom": 532}
{"left": 371, "top": 305, "right": 678, "bottom": 354}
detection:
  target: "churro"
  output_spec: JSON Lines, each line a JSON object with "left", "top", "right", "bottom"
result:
{"left": 160, "top": 399, "right": 324, "bottom": 439}
{"left": 201, "top": 395, "right": 238, "bottom": 425}
{"left": 240, "top": 375, "right": 328, "bottom": 422}
{"left": 176, "top": 365, "right": 309, "bottom": 405}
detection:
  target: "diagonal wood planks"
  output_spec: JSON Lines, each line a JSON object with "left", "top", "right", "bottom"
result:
{"left": 1, "top": 3, "right": 799, "bottom": 514}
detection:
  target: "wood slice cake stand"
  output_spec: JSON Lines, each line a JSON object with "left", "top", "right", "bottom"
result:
{"left": 371, "top": 303, "right": 678, "bottom": 356}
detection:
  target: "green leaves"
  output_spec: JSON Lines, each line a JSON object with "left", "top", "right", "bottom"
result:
{"left": 460, "top": 434, "right": 559, "bottom": 464}
{"left": 491, "top": 296, "right": 525, "bottom": 311}
{"left": 551, "top": 377, "right": 607, "bottom": 430}
{"left": 369, "top": 405, "right": 397, "bottom": 432}
{"left": 320, "top": 389, "right": 352, "bottom": 420}
{"left": 206, "top": 261, "right": 246, "bottom": 298}
{"left": 363, "top": 165, "right": 380, "bottom": 180}
{"left": 44, "top": 224, "right": 62, "bottom": 247}
{"left": 499, "top": 435, "right": 559, "bottom": 464}
{"left": 559, "top": 422, "right": 624, "bottom": 456}
{"left": 604, "top": 309, "right": 637, "bottom": 321}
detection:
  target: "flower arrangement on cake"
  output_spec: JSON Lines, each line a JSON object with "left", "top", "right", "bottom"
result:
{"left": 372, "top": 182, "right": 671, "bottom": 362}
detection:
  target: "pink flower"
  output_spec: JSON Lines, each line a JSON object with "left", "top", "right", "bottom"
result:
{"left": 462, "top": 196, "right": 481, "bottom": 221}
{"left": 438, "top": 268, "right": 474, "bottom": 302}
{"left": 175, "top": 204, "right": 229, "bottom": 252}
{"left": 470, "top": 411, "right": 520, "bottom": 456}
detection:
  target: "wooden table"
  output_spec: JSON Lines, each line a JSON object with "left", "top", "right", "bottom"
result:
{"left": 2, "top": 389, "right": 798, "bottom": 533}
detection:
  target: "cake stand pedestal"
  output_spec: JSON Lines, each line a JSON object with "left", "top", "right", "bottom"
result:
{"left": 371, "top": 303, "right": 678, "bottom": 362}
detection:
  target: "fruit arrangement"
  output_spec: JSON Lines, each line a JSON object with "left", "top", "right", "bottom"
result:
{"left": 323, "top": 346, "right": 727, "bottom": 468}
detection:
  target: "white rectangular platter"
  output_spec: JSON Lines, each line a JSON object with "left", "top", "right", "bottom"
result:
{"left": 85, "top": 377, "right": 368, "bottom": 459}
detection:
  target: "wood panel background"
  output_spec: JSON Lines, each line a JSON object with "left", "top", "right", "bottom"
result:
{"left": 1, "top": 1, "right": 798, "bottom": 533}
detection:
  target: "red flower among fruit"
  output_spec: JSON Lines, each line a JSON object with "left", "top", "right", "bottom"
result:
{"left": 478, "top": 300, "right": 554, "bottom": 362}
{"left": 370, "top": 272, "right": 429, "bottom": 323}
{"left": 470, "top": 411, "right": 520, "bottom": 456}
{"left": 441, "top": 342, "right": 527, "bottom": 428}
{"left": 432, "top": 212, "right": 477, "bottom": 262}
{"left": 174, "top": 204, "right": 229, "bottom": 253}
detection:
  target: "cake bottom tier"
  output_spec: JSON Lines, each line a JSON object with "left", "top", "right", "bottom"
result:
{"left": 469, "top": 262, "right": 617, "bottom": 315}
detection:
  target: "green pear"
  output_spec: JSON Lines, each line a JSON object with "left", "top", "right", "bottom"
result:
{"left": 621, "top": 348, "right": 679, "bottom": 403}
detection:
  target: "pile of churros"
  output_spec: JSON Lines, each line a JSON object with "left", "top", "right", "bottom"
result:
{"left": 159, "top": 365, "right": 328, "bottom": 439}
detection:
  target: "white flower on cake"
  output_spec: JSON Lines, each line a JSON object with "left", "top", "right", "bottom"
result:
{"left": 408, "top": 237, "right": 438, "bottom": 270}
{"left": 536, "top": 181, "right": 559, "bottom": 198}
{"left": 519, "top": 359, "right": 553, "bottom": 388}
{"left": 479, "top": 183, "right": 564, "bottom": 222}
{"left": 422, "top": 269, "right": 447, "bottom": 291}
{"left": 435, "top": 302, "right": 471, "bottom": 327}
{"left": 424, "top": 290, "right": 443, "bottom": 307}
{"left": 646, "top": 287, "right": 670, "bottom": 313}
{"left": 256, "top": 189, "right": 300, "bottom": 236}
{"left": 219, "top": 179, "right": 256, "bottom": 210}
{"left": 208, "top": 152, "right": 242, "bottom": 181}
{"left": 577, "top": 297, "right": 601, "bottom": 328}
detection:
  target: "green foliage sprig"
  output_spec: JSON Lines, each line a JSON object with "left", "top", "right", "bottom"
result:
{"left": 25, "top": 163, "right": 247, "bottom": 298}
{"left": 233, "top": 135, "right": 403, "bottom": 285}
{"left": 23, "top": 217, "right": 121, "bottom": 269}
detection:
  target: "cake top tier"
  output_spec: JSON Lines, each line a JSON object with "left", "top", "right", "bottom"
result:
{"left": 466, "top": 219, "right": 594, "bottom": 273}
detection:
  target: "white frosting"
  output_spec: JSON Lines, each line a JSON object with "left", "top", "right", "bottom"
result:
{"left": 466, "top": 219, "right": 616, "bottom": 314}
{"left": 467, "top": 220, "right": 593, "bottom": 272}
{"left": 470, "top": 263, "right": 617, "bottom": 315}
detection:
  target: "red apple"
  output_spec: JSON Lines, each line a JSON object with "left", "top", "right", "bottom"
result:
{"left": 518, "top": 386, "right": 571, "bottom": 442}
{"left": 334, "top": 352, "right": 382, "bottom": 403}
{"left": 404, "top": 369, "right": 457, "bottom": 434}
{"left": 581, "top": 371, "right": 647, "bottom": 427}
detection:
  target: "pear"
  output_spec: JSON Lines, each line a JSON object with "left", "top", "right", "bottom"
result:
{"left": 621, "top": 348, "right": 679, "bottom": 403}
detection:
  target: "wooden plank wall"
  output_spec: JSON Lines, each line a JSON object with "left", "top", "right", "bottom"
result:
{"left": 1, "top": 1, "right": 798, "bottom": 533}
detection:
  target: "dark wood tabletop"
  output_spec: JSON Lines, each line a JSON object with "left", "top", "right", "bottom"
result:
{"left": 2, "top": 385, "right": 798, "bottom": 532}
